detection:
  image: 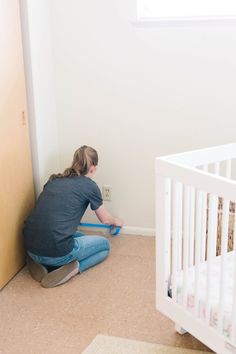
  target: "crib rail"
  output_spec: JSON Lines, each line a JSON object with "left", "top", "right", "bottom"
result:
{"left": 162, "top": 142, "right": 236, "bottom": 167}
{"left": 156, "top": 144, "right": 236, "bottom": 354}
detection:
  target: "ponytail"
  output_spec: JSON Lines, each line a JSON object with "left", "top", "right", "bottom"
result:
{"left": 49, "top": 145, "right": 98, "bottom": 181}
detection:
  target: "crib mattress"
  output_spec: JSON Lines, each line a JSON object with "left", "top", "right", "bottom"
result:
{"left": 174, "top": 251, "right": 236, "bottom": 338}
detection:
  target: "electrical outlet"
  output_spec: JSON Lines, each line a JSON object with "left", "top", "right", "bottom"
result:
{"left": 102, "top": 185, "right": 112, "bottom": 201}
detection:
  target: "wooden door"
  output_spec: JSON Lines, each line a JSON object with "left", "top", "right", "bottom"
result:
{"left": 0, "top": 0, "right": 35, "bottom": 289}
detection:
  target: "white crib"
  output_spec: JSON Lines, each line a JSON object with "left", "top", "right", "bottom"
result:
{"left": 156, "top": 143, "right": 236, "bottom": 354}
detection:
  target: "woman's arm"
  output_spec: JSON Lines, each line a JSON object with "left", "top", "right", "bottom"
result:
{"left": 95, "top": 205, "right": 123, "bottom": 227}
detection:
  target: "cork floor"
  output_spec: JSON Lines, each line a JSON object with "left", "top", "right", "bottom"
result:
{"left": 0, "top": 235, "right": 212, "bottom": 354}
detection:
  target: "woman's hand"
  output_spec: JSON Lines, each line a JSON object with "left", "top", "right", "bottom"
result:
{"left": 113, "top": 218, "right": 124, "bottom": 227}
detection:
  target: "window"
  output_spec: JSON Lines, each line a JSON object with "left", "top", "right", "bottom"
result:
{"left": 137, "top": 0, "right": 236, "bottom": 20}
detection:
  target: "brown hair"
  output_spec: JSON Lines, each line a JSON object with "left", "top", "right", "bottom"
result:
{"left": 49, "top": 145, "right": 98, "bottom": 181}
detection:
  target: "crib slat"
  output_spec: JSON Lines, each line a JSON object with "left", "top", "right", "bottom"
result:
{"left": 214, "top": 162, "right": 220, "bottom": 176}
{"left": 164, "top": 178, "right": 171, "bottom": 289}
{"left": 189, "top": 187, "right": 195, "bottom": 267}
{"left": 194, "top": 190, "right": 202, "bottom": 318}
{"left": 226, "top": 159, "right": 231, "bottom": 179}
{"left": 231, "top": 245, "right": 236, "bottom": 344}
{"left": 172, "top": 181, "right": 181, "bottom": 302}
{"left": 218, "top": 199, "right": 229, "bottom": 334}
{"left": 234, "top": 205, "right": 236, "bottom": 252}
{"left": 201, "top": 164, "right": 208, "bottom": 262}
{"left": 178, "top": 183, "right": 183, "bottom": 271}
{"left": 205, "top": 194, "right": 218, "bottom": 325}
{"left": 231, "top": 203, "right": 236, "bottom": 343}
{"left": 200, "top": 191, "right": 207, "bottom": 262}
{"left": 183, "top": 185, "right": 190, "bottom": 309}
{"left": 156, "top": 174, "right": 172, "bottom": 309}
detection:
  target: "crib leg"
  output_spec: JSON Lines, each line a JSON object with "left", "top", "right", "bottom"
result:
{"left": 175, "top": 323, "right": 187, "bottom": 335}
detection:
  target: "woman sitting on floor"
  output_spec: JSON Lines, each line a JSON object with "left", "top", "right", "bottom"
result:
{"left": 23, "top": 145, "right": 123, "bottom": 288}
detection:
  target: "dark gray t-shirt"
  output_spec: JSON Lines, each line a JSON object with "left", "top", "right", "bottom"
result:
{"left": 23, "top": 175, "right": 103, "bottom": 257}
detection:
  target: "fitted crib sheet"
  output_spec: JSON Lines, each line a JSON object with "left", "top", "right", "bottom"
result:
{"left": 173, "top": 251, "right": 236, "bottom": 337}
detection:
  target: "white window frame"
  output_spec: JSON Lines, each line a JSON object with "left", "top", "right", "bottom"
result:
{"left": 135, "top": 0, "right": 236, "bottom": 24}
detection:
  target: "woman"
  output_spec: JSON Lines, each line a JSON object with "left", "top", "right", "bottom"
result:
{"left": 23, "top": 145, "right": 123, "bottom": 288}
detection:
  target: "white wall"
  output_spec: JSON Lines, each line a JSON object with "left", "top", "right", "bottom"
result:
{"left": 20, "top": 0, "right": 59, "bottom": 196}
{"left": 49, "top": 0, "right": 236, "bottom": 233}
{"left": 21, "top": 0, "right": 236, "bottom": 234}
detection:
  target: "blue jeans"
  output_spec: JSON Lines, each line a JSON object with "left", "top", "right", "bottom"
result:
{"left": 28, "top": 232, "right": 110, "bottom": 273}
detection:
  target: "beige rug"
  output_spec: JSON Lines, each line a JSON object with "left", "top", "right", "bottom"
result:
{"left": 82, "top": 335, "right": 211, "bottom": 354}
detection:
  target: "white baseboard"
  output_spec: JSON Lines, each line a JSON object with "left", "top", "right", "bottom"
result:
{"left": 78, "top": 225, "right": 155, "bottom": 237}
{"left": 121, "top": 226, "right": 155, "bottom": 237}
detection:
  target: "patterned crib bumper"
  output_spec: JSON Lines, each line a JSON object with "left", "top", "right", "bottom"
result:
{"left": 172, "top": 251, "right": 235, "bottom": 338}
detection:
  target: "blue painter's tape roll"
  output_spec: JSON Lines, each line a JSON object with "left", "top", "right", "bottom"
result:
{"left": 79, "top": 222, "right": 121, "bottom": 236}
{"left": 110, "top": 226, "right": 121, "bottom": 236}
